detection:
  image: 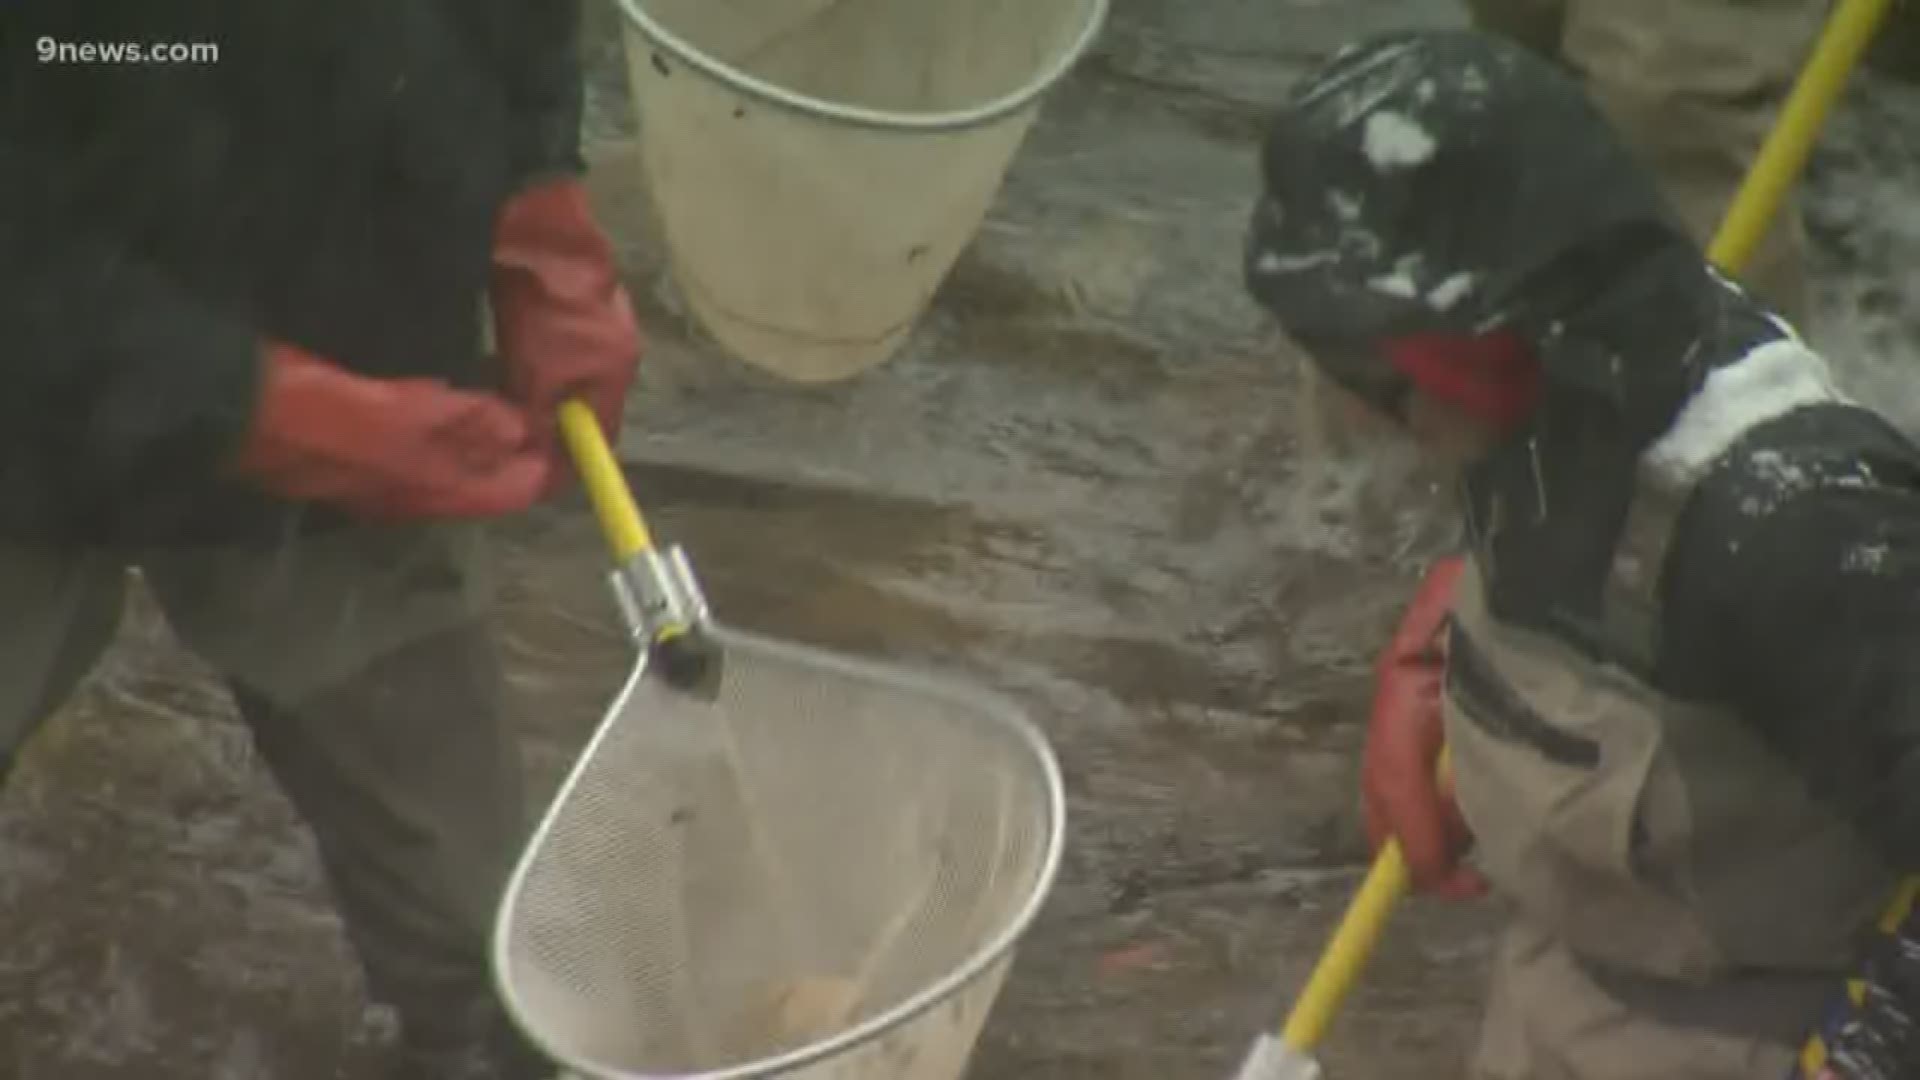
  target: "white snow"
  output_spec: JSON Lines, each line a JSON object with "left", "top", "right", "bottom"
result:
{"left": 1256, "top": 250, "right": 1338, "bottom": 274}
{"left": 1642, "top": 339, "right": 1843, "bottom": 488}
{"left": 1747, "top": 449, "right": 1807, "bottom": 490}
{"left": 1736, "top": 450, "right": 1876, "bottom": 517}
{"left": 1427, "top": 272, "right": 1477, "bottom": 311}
{"left": 1367, "top": 271, "right": 1419, "bottom": 299}
{"left": 1843, "top": 542, "right": 1889, "bottom": 574}
{"left": 1362, "top": 111, "right": 1435, "bottom": 171}
{"left": 1329, "top": 191, "right": 1361, "bottom": 222}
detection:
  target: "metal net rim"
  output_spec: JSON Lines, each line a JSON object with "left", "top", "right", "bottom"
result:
{"left": 489, "top": 624, "right": 1068, "bottom": 1080}
{"left": 609, "top": 0, "right": 1113, "bottom": 134}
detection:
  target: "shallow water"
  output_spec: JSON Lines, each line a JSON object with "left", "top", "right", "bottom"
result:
{"left": 5, "top": 1, "right": 1920, "bottom": 1076}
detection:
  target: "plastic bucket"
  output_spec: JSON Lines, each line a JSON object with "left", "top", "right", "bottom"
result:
{"left": 615, "top": 0, "right": 1109, "bottom": 382}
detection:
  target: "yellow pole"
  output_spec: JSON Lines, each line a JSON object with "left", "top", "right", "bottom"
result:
{"left": 1278, "top": 839, "right": 1413, "bottom": 1050}
{"left": 1276, "top": 749, "right": 1447, "bottom": 1053}
{"left": 557, "top": 399, "right": 710, "bottom": 667}
{"left": 1708, "top": 0, "right": 1894, "bottom": 274}
{"left": 1275, "top": 0, "right": 1894, "bottom": 1061}
{"left": 558, "top": 398, "right": 654, "bottom": 564}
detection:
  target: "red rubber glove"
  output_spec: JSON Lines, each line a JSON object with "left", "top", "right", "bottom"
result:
{"left": 489, "top": 177, "right": 642, "bottom": 489}
{"left": 1361, "top": 555, "right": 1488, "bottom": 899}
{"left": 232, "top": 341, "right": 552, "bottom": 520}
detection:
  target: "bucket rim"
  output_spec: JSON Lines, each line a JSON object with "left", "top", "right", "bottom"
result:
{"left": 491, "top": 624, "right": 1070, "bottom": 1080}
{"left": 613, "top": 0, "right": 1111, "bottom": 133}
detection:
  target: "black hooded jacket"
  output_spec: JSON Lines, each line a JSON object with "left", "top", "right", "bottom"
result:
{"left": 1246, "top": 30, "right": 1920, "bottom": 872}
{"left": 0, "top": 1, "right": 585, "bottom": 545}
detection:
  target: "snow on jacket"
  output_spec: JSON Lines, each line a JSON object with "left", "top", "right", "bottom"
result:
{"left": 1243, "top": 28, "right": 1920, "bottom": 873}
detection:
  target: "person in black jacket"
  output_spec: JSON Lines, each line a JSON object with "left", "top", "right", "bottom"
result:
{"left": 2, "top": 4, "right": 640, "bottom": 1076}
{"left": 1243, "top": 30, "right": 1919, "bottom": 1079}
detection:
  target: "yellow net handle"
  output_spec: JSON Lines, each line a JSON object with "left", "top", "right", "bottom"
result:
{"left": 1279, "top": 0, "right": 1898, "bottom": 1055}
{"left": 1709, "top": 0, "right": 1893, "bottom": 272}
{"left": 1278, "top": 748, "right": 1446, "bottom": 1051}
{"left": 558, "top": 398, "right": 654, "bottom": 564}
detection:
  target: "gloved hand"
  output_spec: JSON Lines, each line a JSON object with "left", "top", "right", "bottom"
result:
{"left": 1819, "top": 900, "right": 1920, "bottom": 1079}
{"left": 488, "top": 177, "right": 642, "bottom": 489}
{"left": 232, "top": 340, "right": 552, "bottom": 520}
{"left": 1361, "top": 554, "right": 1487, "bottom": 899}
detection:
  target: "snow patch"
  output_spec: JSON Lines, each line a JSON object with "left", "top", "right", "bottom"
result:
{"left": 1368, "top": 271, "right": 1418, "bottom": 299}
{"left": 1428, "top": 272, "right": 1477, "bottom": 311}
{"left": 1747, "top": 449, "right": 1807, "bottom": 491}
{"left": 1363, "top": 111, "right": 1436, "bottom": 171}
{"left": 1256, "top": 250, "right": 1337, "bottom": 274}
{"left": 1732, "top": 450, "right": 1874, "bottom": 517}
{"left": 1367, "top": 252, "right": 1426, "bottom": 300}
{"left": 1843, "top": 542, "right": 1889, "bottom": 574}
{"left": 1642, "top": 339, "right": 1842, "bottom": 488}
{"left": 1329, "top": 191, "right": 1361, "bottom": 222}
{"left": 1739, "top": 449, "right": 1810, "bottom": 516}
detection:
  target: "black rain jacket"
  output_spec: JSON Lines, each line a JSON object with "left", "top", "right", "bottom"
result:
{"left": 0, "top": 0, "right": 586, "bottom": 544}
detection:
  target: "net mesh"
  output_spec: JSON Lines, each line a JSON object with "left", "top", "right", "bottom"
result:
{"left": 614, "top": 0, "right": 1106, "bottom": 382}
{"left": 495, "top": 630, "right": 1060, "bottom": 1078}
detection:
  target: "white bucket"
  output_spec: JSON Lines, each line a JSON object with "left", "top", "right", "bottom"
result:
{"left": 615, "top": 0, "right": 1109, "bottom": 382}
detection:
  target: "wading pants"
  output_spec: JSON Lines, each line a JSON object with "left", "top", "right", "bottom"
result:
{"left": 0, "top": 521, "right": 546, "bottom": 1077}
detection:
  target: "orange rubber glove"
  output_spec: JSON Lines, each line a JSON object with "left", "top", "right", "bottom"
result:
{"left": 1361, "top": 554, "right": 1488, "bottom": 899}
{"left": 489, "top": 177, "right": 641, "bottom": 489}
{"left": 232, "top": 341, "right": 552, "bottom": 520}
